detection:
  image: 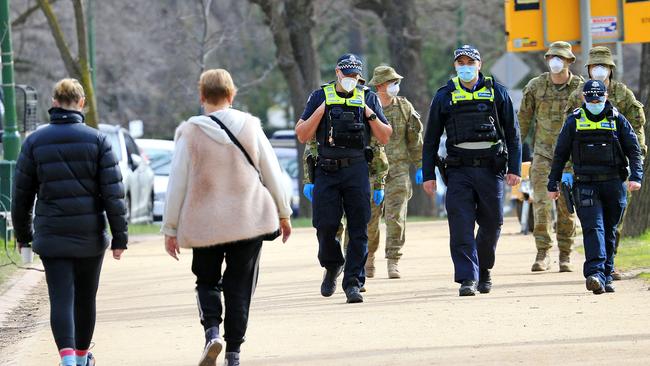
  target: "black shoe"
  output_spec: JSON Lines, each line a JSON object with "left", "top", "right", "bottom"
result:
{"left": 345, "top": 286, "right": 364, "bottom": 303}
{"left": 224, "top": 351, "right": 240, "bottom": 366}
{"left": 199, "top": 327, "right": 224, "bottom": 366}
{"left": 321, "top": 266, "right": 342, "bottom": 297}
{"left": 586, "top": 275, "right": 605, "bottom": 295}
{"left": 477, "top": 269, "right": 492, "bottom": 294}
{"left": 605, "top": 280, "right": 615, "bottom": 293}
{"left": 459, "top": 280, "right": 476, "bottom": 296}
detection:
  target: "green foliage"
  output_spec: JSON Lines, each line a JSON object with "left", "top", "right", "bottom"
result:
{"left": 0, "top": 239, "right": 22, "bottom": 285}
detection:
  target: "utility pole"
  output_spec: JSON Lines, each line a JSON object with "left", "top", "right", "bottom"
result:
{"left": 0, "top": 0, "right": 19, "bottom": 212}
{"left": 579, "top": 0, "right": 592, "bottom": 77}
{"left": 86, "top": 0, "right": 96, "bottom": 88}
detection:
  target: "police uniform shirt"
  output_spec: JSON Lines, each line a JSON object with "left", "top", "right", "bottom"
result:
{"left": 422, "top": 73, "right": 522, "bottom": 181}
{"left": 547, "top": 101, "right": 643, "bottom": 192}
{"left": 301, "top": 84, "right": 389, "bottom": 159}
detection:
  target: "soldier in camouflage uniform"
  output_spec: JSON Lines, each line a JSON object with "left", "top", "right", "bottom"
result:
{"left": 367, "top": 66, "right": 423, "bottom": 279}
{"left": 518, "top": 41, "right": 583, "bottom": 272}
{"left": 564, "top": 46, "right": 647, "bottom": 279}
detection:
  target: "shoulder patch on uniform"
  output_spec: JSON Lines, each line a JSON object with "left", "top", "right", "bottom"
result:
{"left": 572, "top": 108, "right": 582, "bottom": 116}
{"left": 610, "top": 106, "right": 619, "bottom": 118}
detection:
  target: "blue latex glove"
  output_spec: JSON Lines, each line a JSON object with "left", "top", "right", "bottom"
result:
{"left": 561, "top": 173, "right": 573, "bottom": 187}
{"left": 303, "top": 183, "right": 314, "bottom": 202}
{"left": 373, "top": 189, "right": 385, "bottom": 206}
{"left": 415, "top": 168, "right": 424, "bottom": 185}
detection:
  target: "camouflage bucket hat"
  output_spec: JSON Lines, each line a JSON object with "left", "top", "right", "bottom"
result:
{"left": 544, "top": 41, "right": 576, "bottom": 63}
{"left": 586, "top": 46, "right": 616, "bottom": 68}
{"left": 368, "top": 66, "right": 403, "bottom": 86}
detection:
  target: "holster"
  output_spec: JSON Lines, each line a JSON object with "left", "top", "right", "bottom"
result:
{"left": 306, "top": 154, "right": 316, "bottom": 183}
{"left": 561, "top": 181, "right": 575, "bottom": 214}
{"left": 435, "top": 156, "right": 448, "bottom": 185}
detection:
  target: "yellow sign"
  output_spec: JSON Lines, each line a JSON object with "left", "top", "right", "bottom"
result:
{"left": 624, "top": 0, "right": 650, "bottom": 43}
{"left": 505, "top": 0, "right": 650, "bottom": 53}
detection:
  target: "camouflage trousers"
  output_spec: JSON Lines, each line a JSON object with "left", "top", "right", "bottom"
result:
{"left": 370, "top": 166, "right": 413, "bottom": 260}
{"left": 339, "top": 169, "right": 412, "bottom": 260}
{"left": 338, "top": 190, "right": 381, "bottom": 251}
{"left": 530, "top": 154, "right": 575, "bottom": 254}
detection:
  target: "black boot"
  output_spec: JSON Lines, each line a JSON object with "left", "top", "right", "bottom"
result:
{"left": 321, "top": 266, "right": 342, "bottom": 297}
{"left": 345, "top": 286, "right": 363, "bottom": 303}
{"left": 477, "top": 268, "right": 492, "bottom": 294}
{"left": 459, "top": 280, "right": 477, "bottom": 296}
{"left": 224, "top": 351, "right": 240, "bottom": 366}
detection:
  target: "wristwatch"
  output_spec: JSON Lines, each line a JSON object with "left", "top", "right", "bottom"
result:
{"left": 368, "top": 113, "right": 377, "bottom": 121}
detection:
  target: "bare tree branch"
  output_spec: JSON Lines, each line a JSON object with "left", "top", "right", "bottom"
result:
{"left": 37, "top": 0, "right": 80, "bottom": 78}
{"left": 12, "top": 0, "right": 59, "bottom": 27}
{"left": 237, "top": 61, "right": 278, "bottom": 93}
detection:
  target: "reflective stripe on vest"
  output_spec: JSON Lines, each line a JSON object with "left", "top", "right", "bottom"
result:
{"left": 576, "top": 109, "right": 616, "bottom": 131}
{"left": 323, "top": 84, "right": 365, "bottom": 107}
{"left": 451, "top": 77, "right": 495, "bottom": 104}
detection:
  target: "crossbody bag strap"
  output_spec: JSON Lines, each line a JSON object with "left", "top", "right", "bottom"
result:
{"left": 208, "top": 115, "right": 261, "bottom": 178}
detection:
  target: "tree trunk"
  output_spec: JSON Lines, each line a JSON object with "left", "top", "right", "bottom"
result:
{"left": 354, "top": 0, "right": 434, "bottom": 216}
{"left": 38, "top": 0, "right": 99, "bottom": 128}
{"left": 250, "top": 0, "right": 321, "bottom": 218}
{"left": 622, "top": 42, "right": 650, "bottom": 237}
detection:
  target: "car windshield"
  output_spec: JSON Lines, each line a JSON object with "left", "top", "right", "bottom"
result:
{"left": 144, "top": 149, "right": 173, "bottom": 175}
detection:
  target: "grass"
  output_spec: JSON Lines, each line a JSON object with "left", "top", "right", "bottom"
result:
{"left": 0, "top": 239, "right": 24, "bottom": 285}
{"left": 615, "top": 231, "right": 650, "bottom": 274}
{"left": 576, "top": 230, "right": 650, "bottom": 281}
{"left": 129, "top": 223, "right": 163, "bottom": 236}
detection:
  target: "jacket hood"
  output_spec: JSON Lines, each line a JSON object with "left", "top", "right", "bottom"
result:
{"left": 181, "top": 109, "right": 254, "bottom": 144}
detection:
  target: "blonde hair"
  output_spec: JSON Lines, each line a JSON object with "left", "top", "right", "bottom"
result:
{"left": 199, "top": 69, "right": 236, "bottom": 105}
{"left": 53, "top": 78, "right": 85, "bottom": 106}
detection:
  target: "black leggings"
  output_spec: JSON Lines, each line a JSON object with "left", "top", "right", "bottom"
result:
{"left": 192, "top": 239, "right": 262, "bottom": 353}
{"left": 41, "top": 254, "right": 104, "bottom": 351}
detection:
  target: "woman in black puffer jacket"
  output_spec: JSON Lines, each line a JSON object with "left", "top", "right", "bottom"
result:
{"left": 11, "top": 78, "right": 128, "bottom": 366}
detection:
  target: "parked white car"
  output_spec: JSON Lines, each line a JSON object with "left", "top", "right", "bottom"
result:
{"left": 272, "top": 146, "right": 300, "bottom": 216}
{"left": 136, "top": 139, "right": 174, "bottom": 221}
{"left": 99, "top": 124, "right": 155, "bottom": 223}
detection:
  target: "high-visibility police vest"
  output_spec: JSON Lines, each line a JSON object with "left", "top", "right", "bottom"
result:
{"left": 322, "top": 83, "right": 367, "bottom": 150}
{"left": 446, "top": 76, "right": 499, "bottom": 146}
{"left": 572, "top": 108, "right": 624, "bottom": 168}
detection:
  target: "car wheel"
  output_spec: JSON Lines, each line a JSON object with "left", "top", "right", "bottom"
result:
{"left": 125, "top": 194, "right": 131, "bottom": 223}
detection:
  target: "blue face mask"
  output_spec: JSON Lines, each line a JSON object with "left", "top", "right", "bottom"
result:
{"left": 456, "top": 65, "right": 478, "bottom": 83}
{"left": 586, "top": 102, "right": 606, "bottom": 115}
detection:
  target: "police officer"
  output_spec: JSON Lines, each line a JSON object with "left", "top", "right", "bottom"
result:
{"left": 295, "top": 54, "right": 392, "bottom": 303}
{"left": 518, "top": 41, "right": 583, "bottom": 272}
{"left": 565, "top": 46, "right": 647, "bottom": 280}
{"left": 422, "top": 45, "right": 522, "bottom": 296}
{"left": 548, "top": 80, "right": 643, "bottom": 294}
{"left": 367, "top": 65, "right": 423, "bottom": 279}
{"left": 302, "top": 136, "right": 389, "bottom": 291}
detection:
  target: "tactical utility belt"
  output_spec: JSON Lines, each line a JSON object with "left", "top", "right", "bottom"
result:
{"left": 445, "top": 155, "right": 494, "bottom": 168}
{"left": 317, "top": 156, "right": 366, "bottom": 173}
{"left": 575, "top": 173, "right": 622, "bottom": 182}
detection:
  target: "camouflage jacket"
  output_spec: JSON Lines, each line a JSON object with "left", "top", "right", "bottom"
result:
{"left": 383, "top": 96, "right": 423, "bottom": 173}
{"left": 518, "top": 72, "right": 583, "bottom": 160}
{"left": 302, "top": 137, "right": 389, "bottom": 190}
{"left": 565, "top": 79, "right": 647, "bottom": 157}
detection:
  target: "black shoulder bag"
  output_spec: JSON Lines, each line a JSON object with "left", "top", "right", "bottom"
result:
{"left": 208, "top": 115, "right": 281, "bottom": 241}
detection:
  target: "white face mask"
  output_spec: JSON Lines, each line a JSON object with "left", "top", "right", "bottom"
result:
{"left": 548, "top": 57, "right": 565, "bottom": 74}
{"left": 591, "top": 66, "right": 610, "bottom": 81}
{"left": 340, "top": 77, "right": 358, "bottom": 93}
{"left": 386, "top": 82, "right": 400, "bottom": 97}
